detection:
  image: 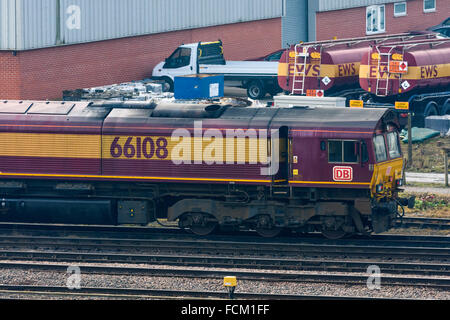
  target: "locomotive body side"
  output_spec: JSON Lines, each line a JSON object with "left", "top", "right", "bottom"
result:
{"left": 0, "top": 101, "right": 408, "bottom": 237}
{"left": 0, "top": 101, "right": 105, "bottom": 179}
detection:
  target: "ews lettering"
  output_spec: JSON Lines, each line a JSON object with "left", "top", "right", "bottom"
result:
{"left": 368, "top": 65, "right": 401, "bottom": 79}
{"left": 290, "top": 64, "right": 320, "bottom": 77}
{"left": 338, "top": 63, "right": 357, "bottom": 77}
{"left": 420, "top": 65, "right": 438, "bottom": 79}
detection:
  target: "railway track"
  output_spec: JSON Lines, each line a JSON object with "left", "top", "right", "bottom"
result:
{"left": 0, "top": 233, "right": 449, "bottom": 262}
{"left": 0, "top": 284, "right": 400, "bottom": 300}
{"left": 0, "top": 222, "right": 449, "bottom": 297}
{"left": 399, "top": 217, "right": 450, "bottom": 230}
{"left": 0, "top": 221, "right": 448, "bottom": 245}
{"left": 1, "top": 262, "right": 449, "bottom": 289}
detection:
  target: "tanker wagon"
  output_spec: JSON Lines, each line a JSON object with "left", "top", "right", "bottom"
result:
{"left": 277, "top": 32, "right": 443, "bottom": 100}
{"left": 359, "top": 38, "right": 450, "bottom": 127}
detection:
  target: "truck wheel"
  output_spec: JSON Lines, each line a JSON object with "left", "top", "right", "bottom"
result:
{"left": 247, "top": 81, "right": 266, "bottom": 100}
{"left": 423, "top": 101, "right": 439, "bottom": 117}
{"left": 162, "top": 77, "right": 174, "bottom": 92}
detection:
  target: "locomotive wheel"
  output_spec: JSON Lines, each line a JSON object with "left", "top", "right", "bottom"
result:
{"left": 254, "top": 215, "right": 282, "bottom": 238}
{"left": 190, "top": 223, "right": 217, "bottom": 236}
{"left": 255, "top": 227, "right": 282, "bottom": 238}
{"left": 322, "top": 230, "right": 347, "bottom": 240}
{"left": 182, "top": 213, "right": 218, "bottom": 236}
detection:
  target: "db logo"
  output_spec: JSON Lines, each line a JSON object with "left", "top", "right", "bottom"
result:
{"left": 333, "top": 166, "right": 353, "bottom": 182}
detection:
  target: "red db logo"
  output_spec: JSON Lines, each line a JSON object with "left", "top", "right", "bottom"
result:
{"left": 333, "top": 166, "right": 353, "bottom": 182}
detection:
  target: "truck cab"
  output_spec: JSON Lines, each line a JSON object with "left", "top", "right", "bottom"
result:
{"left": 152, "top": 41, "right": 281, "bottom": 99}
{"left": 152, "top": 41, "right": 225, "bottom": 91}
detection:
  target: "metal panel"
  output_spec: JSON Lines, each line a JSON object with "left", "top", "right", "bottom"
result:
{"left": 1, "top": 0, "right": 283, "bottom": 50}
{"left": 318, "top": 0, "right": 405, "bottom": 12}
{"left": 282, "top": 0, "right": 308, "bottom": 45}
{"left": 0, "top": 0, "right": 18, "bottom": 49}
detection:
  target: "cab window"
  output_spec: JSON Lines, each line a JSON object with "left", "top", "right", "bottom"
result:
{"left": 164, "top": 48, "right": 191, "bottom": 69}
{"left": 328, "top": 140, "right": 359, "bottom": 163}
{"left": 387, "top": 132, "right": 401, "bottom": 159}
{"left": 373, "top": 135, "right": 387, "bottom": 162}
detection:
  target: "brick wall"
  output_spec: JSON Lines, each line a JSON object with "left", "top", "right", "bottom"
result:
{"left": 0, "top": 18, "right": 281, "bottom": 100}
{"left": 316, "top": 0, "right": 448, "bottom": 41}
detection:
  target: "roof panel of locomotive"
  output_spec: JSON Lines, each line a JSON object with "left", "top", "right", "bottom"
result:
{"left": 0, "top": 101, "right": 389, "bottom": 135}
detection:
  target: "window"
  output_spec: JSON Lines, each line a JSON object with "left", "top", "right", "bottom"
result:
{"left": 266, "top": 51, "right": 284, "bottom": 61}
{"left": 424, "top": 0, "right": 436, "bottom": 12}
{"left": 164, "top": 48, "right": 191, "bottom": 69}
{"left": 366, "top": 5, "right": 385, "bottom": 35}
{"left": 394, "top": 2, "right": 407, "bottom": 17}
{"left": 435, "top": 28, "right": 450, "bottom": 37}
{"left": 373, "top": 135, "right": 387, "bottom": 163}
{"left": 387, "top": 132, "right": 401, "bottom": 159}
{"left": 361, "top": 140, "right": 369, "bottom": 163}
{"left": 328, "top": 140, "right": 359, "bottom": 163}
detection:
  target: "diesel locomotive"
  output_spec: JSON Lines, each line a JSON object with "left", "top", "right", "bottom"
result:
{"left": 0, "top": 100, "right": 412, "bottom": 238}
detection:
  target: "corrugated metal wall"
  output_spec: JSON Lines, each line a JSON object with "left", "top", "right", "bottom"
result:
{"left": 282, "top": 0, "right": 308, "bottom": 45}
{"left": 1, "top": 0, "right": 283, "bottom": 50}
{"left": 318, "top": 0, "right": 405, "bottom": 12}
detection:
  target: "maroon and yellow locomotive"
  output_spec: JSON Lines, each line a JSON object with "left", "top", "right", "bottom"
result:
{"left": 0, "top": 100, "right": 412, "bottom": 238}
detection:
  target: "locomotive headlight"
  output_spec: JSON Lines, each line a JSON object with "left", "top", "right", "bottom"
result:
{"left": 376, "top": 184, "right": 384, "bottom": 193}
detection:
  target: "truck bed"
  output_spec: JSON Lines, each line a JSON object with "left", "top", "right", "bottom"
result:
{"left": 199, "top": 61, "right": 279, "bottom": 77}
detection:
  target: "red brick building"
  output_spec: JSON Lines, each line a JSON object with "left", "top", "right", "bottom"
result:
{"left": 0, "top": 0, "right": 283, "bottom": 100}
{"left": 1, "top": 0, "right": 447, "bottom": 101}
{"left": 0, "top": 19, "right": 281, "bottom": 100}
{"left": 314, "top": 0, "right": 448, "bottom": 41}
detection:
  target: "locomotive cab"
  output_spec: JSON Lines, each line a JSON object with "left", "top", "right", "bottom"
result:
{"left": 367, "top": 120, "right": 413, "bottom": 233}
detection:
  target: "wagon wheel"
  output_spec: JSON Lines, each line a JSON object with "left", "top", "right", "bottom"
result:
{"left": 183, "top": 213, "right": 218, "bottom": 236}
{"left": 321, "top": 230, "right": 347, "bottom": 240}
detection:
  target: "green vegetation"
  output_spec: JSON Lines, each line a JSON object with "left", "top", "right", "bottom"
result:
{"left": 403, "top": 192, "right": 450, "bottom": 217}
{"left": 402, "top": 136, "right": 449, "bottom": 173}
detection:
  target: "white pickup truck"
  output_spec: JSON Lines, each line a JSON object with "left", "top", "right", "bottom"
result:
{"left": 152, "top": 41, "right": 281, "bottom": 99}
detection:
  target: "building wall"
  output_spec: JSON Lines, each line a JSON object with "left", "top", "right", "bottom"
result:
{"left": 1, "top": 0, "right": 283, "bottom": 50}
{"left": 0, "top": 18, "right": 282, "bottom": 100}
{"left": 318, "top": 0, "right": 401, "bottom": 12}
{"left": 316, "top": 0, "right": 448, "bottom": 40}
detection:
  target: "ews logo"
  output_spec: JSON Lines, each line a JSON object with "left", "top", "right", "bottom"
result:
{"left": 333, "top": 166, "right": 353, "bottom": 182}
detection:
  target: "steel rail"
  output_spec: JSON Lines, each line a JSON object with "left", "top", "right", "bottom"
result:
{"left": 0, "top": 234, "right": 449, "bottom": 261}
{"left": 0, "top": 285, "right": 405, "bottom": 300}
{"left": 0, "top": 222, "right": 448, "bottom": 245}
{"left": 1, "top": 262, "right": 450, "bottom": 287}
{"left": 399, "top": 217, "right": 450, "bottom": 230}
{"left": 1, "top": 250, "right": 450, "bottom": 278}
